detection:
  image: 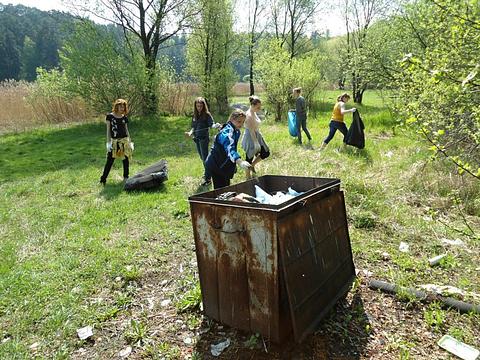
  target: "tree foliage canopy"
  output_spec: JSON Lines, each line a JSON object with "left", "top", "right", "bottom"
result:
{"left": 395, "top": 0, "right": 480, "bottom": 179}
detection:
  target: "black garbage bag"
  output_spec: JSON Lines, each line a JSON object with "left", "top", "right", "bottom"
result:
{"left": 124, "top": 159, "right": 168, "bottom": 191}
{"left": 345, "top": 110, "right": 365, "bottom": 149}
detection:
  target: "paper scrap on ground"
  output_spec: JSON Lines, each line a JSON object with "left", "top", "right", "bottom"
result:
{"left": 428, "top": 254, "right": 447, "bottom": 266}
{"left": 440, "top": 238, "right": 464, "bottom": 246}
{"left": 398, "top": 242, "right": 409, "bottom": 253}
{"left": 211, "top": 338, "right": 231, "bottom": 357}
{"left": 118, "top": 346, "right": 132, "bottom": 358}
{"left": 419, "top": 284, "right": 480, "bottom": 300}
{"left": 76, "top": 326, "right": 93, "bottom": 340}
{"left": 437, "top": 335, "right": 479, "bottom": 360}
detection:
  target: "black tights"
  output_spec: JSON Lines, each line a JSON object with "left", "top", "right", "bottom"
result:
{"left": 100, "top": 152, "right": 129, "bottom": 182}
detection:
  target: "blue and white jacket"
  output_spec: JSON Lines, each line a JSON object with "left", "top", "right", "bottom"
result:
{"left": 205, "top": 121, "right": 241, "bottom": 179}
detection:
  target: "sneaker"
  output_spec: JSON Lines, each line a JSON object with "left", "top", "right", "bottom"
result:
{"left": 201, "top": 179, "right": 212, "bottom": 186}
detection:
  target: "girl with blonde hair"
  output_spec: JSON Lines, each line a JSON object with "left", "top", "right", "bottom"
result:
{"left": 319, "top": 93, "right": 356, "bottom": 150}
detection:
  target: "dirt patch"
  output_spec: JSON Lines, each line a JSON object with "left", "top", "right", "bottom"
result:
{"left": 71, "top": 262, "right": 478, "bottom": 359}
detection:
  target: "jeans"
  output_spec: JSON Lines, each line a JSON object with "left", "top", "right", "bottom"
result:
{"left": 100, "top": 152, "right": 129, "bottom": 181}
{"left": 195, "top": 137, "right": 211, "bottom": 180}
{"left": 296, "top": 115, "right": 311, "bottom": 144}
{"left": 211, "top": 173, "right": 230, "bottom": 189}
{"left": 323, "top": 120, "right": 348, "bottom": 144}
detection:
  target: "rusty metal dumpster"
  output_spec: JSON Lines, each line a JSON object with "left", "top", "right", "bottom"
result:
{"left": 188, "top": 175, "right": 355, "bottom": 343}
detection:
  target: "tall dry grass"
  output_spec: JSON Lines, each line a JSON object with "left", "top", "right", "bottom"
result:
{"left": 232, "top": 82, "right": 265, "bottom": 96}
{"left": 1, "top": 81, "right": 263, "bottom": 133}
{"left": 0, "top": 80, "right": 93, "bottom": 134}
{"left": 27, "top": 94, "right": 93, "bottom": 125}
{"left": 159, "top": 82, "right": 200, "bottom": 115}
{"left": 0, "top": 80, "right": 36, "bottom": 133}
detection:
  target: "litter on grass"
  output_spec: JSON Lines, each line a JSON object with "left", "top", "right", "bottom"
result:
{"left": 211, "top": 338, "right": 231, "bottom": 357}
{"left": 440, "top": 238, "right": 464, "bottom": 246}
{"left": 76, "top": 326, "right": 93, "bottom": 340}
{"left": 398, "top": 242, "right": 410, "bottom": 253}
{"left": 419, "top": 284, "right": 480, "bottom": 301}
{"left": 437, "top": 335, "right": 479, "bottom": 360}
{"left": 428, "top": 254, "right": 447, "bottom": 266}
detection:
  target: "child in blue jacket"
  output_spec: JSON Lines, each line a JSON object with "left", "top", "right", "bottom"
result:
{"left": 205, "top": 109, "right": 251, "bottom": 189}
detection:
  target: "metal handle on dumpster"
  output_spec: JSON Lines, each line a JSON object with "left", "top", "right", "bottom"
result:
{"left": 210, "top": 221, "right": 246, "bottom": 234}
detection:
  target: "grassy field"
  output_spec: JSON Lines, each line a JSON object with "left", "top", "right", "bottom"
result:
{"left": 0, "top": 90, "right": 479, "bottom": 359}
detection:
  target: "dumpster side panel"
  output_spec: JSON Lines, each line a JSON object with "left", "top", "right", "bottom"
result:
{"left": 190, "top": 203, "right": 285, "bottom": 340}
{"left": 278, "top": 190, "right": 355, "bottom": 342}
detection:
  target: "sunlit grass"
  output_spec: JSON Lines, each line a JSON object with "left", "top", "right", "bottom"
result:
{"left": 0, "top": 90, "right": 478, "bottom": 357}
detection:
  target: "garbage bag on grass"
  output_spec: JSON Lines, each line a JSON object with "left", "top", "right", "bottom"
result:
{"left": 124, "top": 159, "right": 168, "bottom": 191}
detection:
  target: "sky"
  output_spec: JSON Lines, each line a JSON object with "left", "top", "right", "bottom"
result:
{"left": 2, "top": 0, "right": 347, "bottom": 36}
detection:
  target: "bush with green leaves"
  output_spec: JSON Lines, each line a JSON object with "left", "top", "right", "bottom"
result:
{"left": 395, "top": 0, "right": 480, "bottom": 180}
{"left": 255, "top": 39, "right": 324, "bottom": 122}
{"left": 59, "top": 22, "right": 150, "bottom": 115}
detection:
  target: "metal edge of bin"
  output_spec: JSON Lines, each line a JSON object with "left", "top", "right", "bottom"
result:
{"left": 188, "top": 176, "right": 341, "bottom": 212}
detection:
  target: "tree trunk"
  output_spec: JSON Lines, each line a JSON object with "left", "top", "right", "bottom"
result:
{"left": 249, "top": 50, "right": 255, "bottom": 95}
{"left": 275, "top": 103, "right": 282, "bottom": 122}
{"left": 144, "top": 55, "right": 158, "bottom": 115}
{"left": 354, "top": 91, "right": 363, "bottom": 104}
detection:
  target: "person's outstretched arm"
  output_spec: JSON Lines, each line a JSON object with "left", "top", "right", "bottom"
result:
{"left": 340, "top": 102, "right": 356, "bottom": 114}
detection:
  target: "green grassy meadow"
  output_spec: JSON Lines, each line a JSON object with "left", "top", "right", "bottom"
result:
{"left": 0, "top": 90, "right": 479, "bottom": 358}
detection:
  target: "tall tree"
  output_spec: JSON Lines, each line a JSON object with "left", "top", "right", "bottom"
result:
{"left": 343, "top": 0, "right": 389, "bottom": 103}
{"left": 60, "top": 22, "right": 148, "bottom": 114}
{"left": 247, "top": 0, "right": 267, "bottom": 95}
{"left": 72, "top": 0, "right": 198, "bottom": 114}
{"left": 269, "top": 0, "right": 321, "bottom": 59}
{"left": 0, "top": 28, "right": 21, "bottom": 80}
{"left": 0, "top": 4, "right": 75, "bottom": 81}
{"left": 187, "top": 0, "right": 236, "bottom": 113}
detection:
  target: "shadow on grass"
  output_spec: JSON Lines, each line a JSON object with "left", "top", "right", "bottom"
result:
{"left": 99, "top": 182, "right": 168, "bottom": 201}
{"left": 126, "top": 183, "right": 168, "bottom": 195}
{"left": 194, "top": 183, "right": 212, "bottom": 195}
{"left": 344, "top": 146, "right": 374, "bottom": 165}
{"left": 0, "top": 116, "right": 196, "bottom": 182}
{"left": 99, "top": 182, "right": 125, "bottom": 200}
{"left": 192, "top": 292, "right": 371, "bottom": 359}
